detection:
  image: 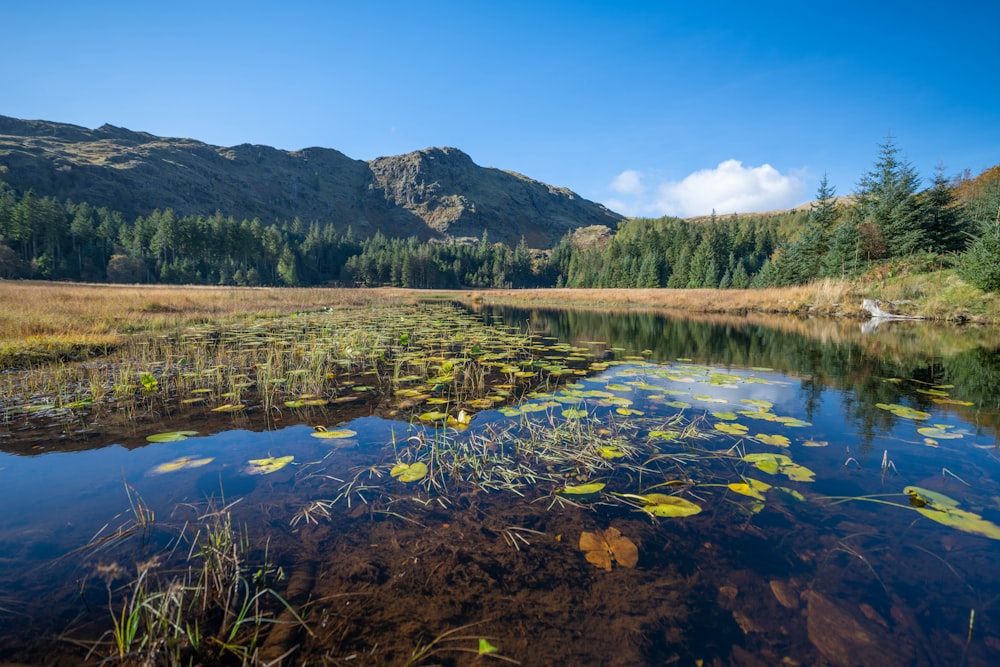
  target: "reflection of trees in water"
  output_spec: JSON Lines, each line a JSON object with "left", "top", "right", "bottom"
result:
{"left": 479, "top": 305, "right": 1000, "bottom": 450}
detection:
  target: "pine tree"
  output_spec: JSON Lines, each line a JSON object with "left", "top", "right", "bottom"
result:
{"left": 853, "top": 135, "right": 924, "bottom": 257}
{"left": 921, "top": 165, "right": 966, "bottom": 252}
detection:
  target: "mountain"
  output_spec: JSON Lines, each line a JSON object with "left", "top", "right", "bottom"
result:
{"left": 0, "top": 116, "right": 623, "bottom": 248}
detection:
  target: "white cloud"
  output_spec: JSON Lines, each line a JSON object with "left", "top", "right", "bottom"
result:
{"left": 609, "top": 169, "right": 645, "bottom": 196}
{"left": 604, "top": 160, "right": 808, "bottom": 218}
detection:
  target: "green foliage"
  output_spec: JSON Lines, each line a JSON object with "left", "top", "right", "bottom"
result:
{"left": 958, "top": 230, "right": 1000, "bottom": 292}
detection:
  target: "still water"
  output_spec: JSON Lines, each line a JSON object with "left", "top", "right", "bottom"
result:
{"left": 2, "top": 306, "right": 999, "bottom": 666}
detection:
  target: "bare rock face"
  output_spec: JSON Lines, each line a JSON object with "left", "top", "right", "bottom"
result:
{"left": 0, "top": 116, "right": 623, "bottom": 248}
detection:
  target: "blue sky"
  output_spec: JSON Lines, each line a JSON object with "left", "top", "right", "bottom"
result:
{"left": 4, "top": 1, "right": 998, "bottom": 218}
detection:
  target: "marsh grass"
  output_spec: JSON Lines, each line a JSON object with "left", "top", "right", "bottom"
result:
{"left": 85, "top": 496, "right": 310, "bottom": 666}
{"left": 459, "top": 269, "right": 1000, "bottom": 323}
{"left": 1, "top": 294, "right": 568, "bottom": 437}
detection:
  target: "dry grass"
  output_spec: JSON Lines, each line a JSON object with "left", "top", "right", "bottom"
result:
{"left": 458, "top": 273, "right": 1000, "bottom": 324}
{"left": 455, "top": 280, "right": 863, "bottom": 317}
{"left": 0, "top": 282, "right": 414, "bottom": 367}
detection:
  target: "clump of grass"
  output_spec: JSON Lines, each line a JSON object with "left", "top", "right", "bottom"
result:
{"left": 87, "top": 498, "right": 310, "bottom": 665}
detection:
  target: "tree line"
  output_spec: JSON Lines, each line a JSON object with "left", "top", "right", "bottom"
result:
{"left": 1, "top": 136, "right": 999, "bottom": 291}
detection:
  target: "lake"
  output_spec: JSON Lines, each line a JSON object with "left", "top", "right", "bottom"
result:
{"left": 1, "top": 303, "right": 999, "bottom": 666}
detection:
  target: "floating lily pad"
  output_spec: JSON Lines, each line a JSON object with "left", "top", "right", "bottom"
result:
{"left": 390, "top": 461, "right": 428, "bottom": 482}
{"left": 755, "top": 433, "right": 791, "bottom": 447}
{"left": 418, "top": 411, "right": 449, "bottom": 422}
{"left": 876, "top": 403, "right": 932, "bottom": 421}
{"left": 916, "top": 425, "right": 963, "bottom": 440}
{"left": 247, "top": 455, "right": 294, "bottom": 475}
{"left": 715, "top": 422, "right": 749, "bottom": 435}
{"left": 728, "top": 478, "right": 772, "bottom": 501}
{"left": 284, "top": 398, "right": 329, "bottom": 408}
{"left": 638, "top": 494, "right": 702, "bottom": 518}
{"left": 310, "top": 428, "right": 358, "bottom": 440}
{"left": 744, "top": 453, "right": 815, "bottom": 482}
{"left": 561, "top": 408, "right": 588, "bottom": 419}
{"left": 146, "top": 430, "right": 199, "bottom": 443}
{"left": 558, "top": 482, "right": 606, "bottom": 497}
{"left": 904, "top": 486, "right": 1000, "bottom": 540}
{"left": 597, "top": 445, "right": 626, "bottom": 459}
{"left": 150, "top": 456, "right": 214, "bottom": 475}
{"left": 932, "top": 398, "right": 975, "bottom": 406}
{"left": 212, "top": 403, "right": 246, "bottom": 413}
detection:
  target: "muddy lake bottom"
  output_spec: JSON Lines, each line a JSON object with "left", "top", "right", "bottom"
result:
{"left": 2, "top": 304, "right": 1000, "bottom": 666}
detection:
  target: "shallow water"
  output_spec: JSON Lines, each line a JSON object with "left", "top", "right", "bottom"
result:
{"left": 2, "top": 306, "right": 1000, "bottom": 666}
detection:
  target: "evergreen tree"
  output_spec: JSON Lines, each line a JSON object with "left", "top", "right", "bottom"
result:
{"left": 852, "top": 136, "right": 925, "bottom": 257}
{"left": 921, "top": 165, "right": 966, "bottom": 252}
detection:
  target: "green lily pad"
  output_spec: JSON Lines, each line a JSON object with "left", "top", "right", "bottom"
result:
{"left": 744, "top": 452, "right": 815, "bottom": 482}
{"left": 728, "top": 478, "right": 772, "bottom": 501}
{"left": 904, "top": 486, "right": 1000, "bottom": 540}
{"left": 876, "top": 403, "right": 932, "bottom": 421}
{"left": 558, "top": 482, "right": 606, "bottom": 497}
{"left": 212, "top": 403, "right": 246, "bottom": 413}
{"left": 635, "top": 494, "right": 702, "bottom": 518}
{"left": 390, "top": 461, "right": 429, "bottom": 482}
{"left": 310, "top": 428, "right": 358, "bottom": 439}
{"left": 916, "top": 425, "right": 963, "bottom": 440}
{"left": 755, "top": 433, "right": 791, "bottom": 447}
{"left": 715, "top": 422, "right": 749, "bottom": 435}
{"left": 247, "top": 455, "right": 294, "bottom": 475}
{"left": 561, "top": 408, "right": 588, "bottom": 419}
{"left": 597, "top": 445, "right": 626, "bottom": 459}
{"left": 150, "top": 456, "right": 214, "bottom": 475}
{"left": 146, "top": 430, "right": 199, "bottom": 443}
{"left": 284, "top": 398, "right": 329, "bottom": 408}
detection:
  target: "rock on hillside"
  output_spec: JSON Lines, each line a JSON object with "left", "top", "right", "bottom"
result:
{"left": 0, "top": 116, "right": 623, "bottom": 247}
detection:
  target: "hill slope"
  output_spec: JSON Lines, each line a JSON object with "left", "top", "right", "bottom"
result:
{"left": 0, "top": 116, "right": 622, "bottom": 247}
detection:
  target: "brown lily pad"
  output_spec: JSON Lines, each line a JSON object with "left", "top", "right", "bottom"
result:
{"left": 579, "top": 527, "right": 638, "bottom": 571}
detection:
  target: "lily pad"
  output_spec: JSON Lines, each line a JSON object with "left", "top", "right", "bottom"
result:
{"left": 755, "top": 433, "right": 791, "bottom": 447}
{"left": 904, "top": 486, "right": 1000, "bottom": 540}
{"left": 310, "top": 428, "right": 358, "bottom": 440}
{"left": 715, "top": 422, "right": 749, "bottom": 435}
{"left": 146, "top": 430, "right": 199, "bottom": 443}
{"left": 558, "top": 482, "right": 606, "bottom": 497}
{"left": 876, "top": 403, "right": 932, "bottom": 421}
{"left": 642, "top": 496, "right": 702, "bottom": 517}
{"left": 247, "top": 455, "right": 294, "bottom": 475}
{"left": 728, "top": 478, "right": 772, "bottom": 501}
{"left": 390, "top": 461, "right": 429, "bottom": 482}
{"left": 150, "top": 456, "right": 214, "bottom": 475}
{"left": 597, "top": 445, "right": 626, "bottom": 459}
{"left": 916, "top": 425, "right": 963, "bottom": 440}
{"left": 212, "top": 403, "right": 246, "bottom": 413}
{"left": 744, "top": 453, "right": 815, "bottom": 482}
{"left": 625, "top": 493, "right": 702, "bottom": 517}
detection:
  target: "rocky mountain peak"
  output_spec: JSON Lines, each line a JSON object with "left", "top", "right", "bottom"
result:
{"left": 0, "top": 115, "right": 623, "bottom": 248}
